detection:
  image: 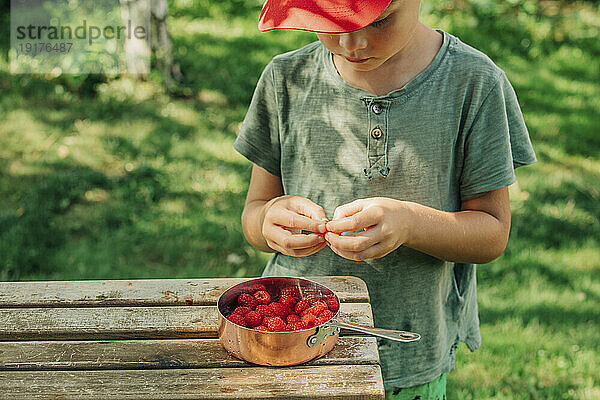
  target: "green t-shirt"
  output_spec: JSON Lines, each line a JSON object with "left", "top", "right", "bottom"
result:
{"left": 233, "top": 30, "right": 536, "bottom": 389}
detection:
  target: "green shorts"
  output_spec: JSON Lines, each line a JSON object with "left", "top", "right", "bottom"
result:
{"left": 385, "top": 373, "right": 447, "bottom": 400}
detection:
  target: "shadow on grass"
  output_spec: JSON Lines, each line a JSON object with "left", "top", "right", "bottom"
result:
{"left": 510, "top": 178, "right": 599, "bottom": 250}
{"left": 481, "top": 301, "right": 598, "bottom": 330}
{"left": 0, "top": 163, "right": 110, "bottom": 280}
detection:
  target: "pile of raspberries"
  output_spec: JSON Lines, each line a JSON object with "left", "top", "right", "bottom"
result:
{"left": 226, "top": 283, "right": 339, "bottom": 332}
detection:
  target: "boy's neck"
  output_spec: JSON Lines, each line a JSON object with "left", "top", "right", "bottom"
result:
{"left": 333, "top": 23, "right": 443, "bottom": 97}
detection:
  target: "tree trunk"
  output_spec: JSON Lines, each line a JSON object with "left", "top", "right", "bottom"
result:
{"left": 119, "top": 0, "right": 151, "bottom": 77}
{"left": 120, "top": 0, "right": 181, "bottom": 88}
{"left": 150, "top": 0, "right": 182, "bottom": 90}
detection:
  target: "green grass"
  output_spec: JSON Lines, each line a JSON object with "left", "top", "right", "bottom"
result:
{"left": 1, "top": 0, "right": 599, "bottom": 398}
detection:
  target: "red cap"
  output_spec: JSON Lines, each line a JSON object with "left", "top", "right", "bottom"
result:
{"left": 258, "top": 0, "right": 393, "bottom": 33}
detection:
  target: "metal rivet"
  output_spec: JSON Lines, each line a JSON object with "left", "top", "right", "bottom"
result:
{"left": 371, "top": 127, "right": 383, "bottom": 139}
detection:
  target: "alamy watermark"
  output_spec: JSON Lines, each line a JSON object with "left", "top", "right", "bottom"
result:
{"left": 10, "top": 0, "right": 151, "bottom": 74}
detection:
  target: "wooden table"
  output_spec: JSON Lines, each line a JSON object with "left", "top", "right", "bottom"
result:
{"left": 0, "top": 276, "right": 384, "bottom": 399}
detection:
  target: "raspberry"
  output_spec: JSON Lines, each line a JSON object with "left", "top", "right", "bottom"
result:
{"left": 319, "top": 309, "right": 335, "bottom": 321}
{"left": 306, "top": 302, "right": 328, "bottom": 317}
{"left": 233, "top": 306, "right": 252, "bottom": 316}
{"left": 294, "top": 300, "right": 310, "bottom": 314}
{"left": 325, "top": 296, "right": 339, "bottom": 313}
{"left": 286, "top": 314, "right": 301, "bottom": 324}
{"left": 255, "top": 325, "right": 268, "bottom": 332}
{"left": 312, "top": 301, "right": 329, "bottom": 315}
{"left": 279, "top": 294, "right": 297, "bottom": 307}
{"left": 237, "top": 293, "right": 258, "bottom": 309}
{"left": 301, "top": 313, "right": 317, "bottom": 328}
{"left": 287, "top": 321, "right": 308, "bottom": 332}
{"left": 264, "top": 316, "right": 287, "bottom": 332}
{"left": 245, "top": 310, "right": 263, "bottom": 328}
{"left": 268, "top": 302, "right": 291, "bottom": 318}
{"left": 248, "top": 283, "right": 267, "bottom": 293}
{"left": 253, "top": 290, "right": 271, "bottom": 305}
{"left": 255, "top": 304, "right": 275, "bottom": 318}
{"left": 227, "top": 313, "right": 246, "bottom": 327}
{"left": 280, "top": 286, "right": 300, "bottom": 298}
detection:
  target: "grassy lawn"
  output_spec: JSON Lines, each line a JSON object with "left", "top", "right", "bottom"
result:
{"left": 1, "top": 0, "right": 599, "bottom": 398}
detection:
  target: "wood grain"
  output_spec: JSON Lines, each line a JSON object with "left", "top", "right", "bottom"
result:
{"left": 0, "top": 337, "right": 380, "bottom": 371}
{"left": 0, "top": 365, "right": 384, "bottom": 399}
{"left": 0, "top": 276, "right": 369, "bottom": 308}
{"left": 0, "top": 303, "right": 374, "bottom": 341}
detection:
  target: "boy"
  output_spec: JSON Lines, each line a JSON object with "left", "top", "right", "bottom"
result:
{"left": 233, "top": 0, "right": 536, "bottom": 398}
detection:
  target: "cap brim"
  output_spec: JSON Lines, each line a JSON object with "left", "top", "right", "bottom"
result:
{"left": 258, "top": 0, "right": 393, "bottom": 33}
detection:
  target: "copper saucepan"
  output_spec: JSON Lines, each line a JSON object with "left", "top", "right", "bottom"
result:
{"left": 217, "top": 276, "right": 420, "bottom": 366}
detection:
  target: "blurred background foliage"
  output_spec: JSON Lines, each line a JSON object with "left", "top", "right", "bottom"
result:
{"left": 0, "top": 0, "right": 599, "bottom": 398}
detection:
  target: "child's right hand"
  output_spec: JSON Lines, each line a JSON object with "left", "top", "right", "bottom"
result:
{"left": 261, "top": 195, "right": 328, "bottom": 257}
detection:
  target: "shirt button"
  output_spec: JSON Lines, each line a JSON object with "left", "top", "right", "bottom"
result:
{"left": 372, "top": 103, "right": 383, "bottom": 114}
{"left": 371, "top": 127, "right": 383, "bottom": 139}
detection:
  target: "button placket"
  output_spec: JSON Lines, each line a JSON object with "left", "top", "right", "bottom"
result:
{"left": 364, "top": 99, "right": 390, "bottom": 179}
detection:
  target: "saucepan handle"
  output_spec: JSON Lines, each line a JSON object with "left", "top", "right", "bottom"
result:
{"left": 326, "top": 318, "right": 421, "bottom": 342}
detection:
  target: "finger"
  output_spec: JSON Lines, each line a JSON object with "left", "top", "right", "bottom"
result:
{"left": 267, "top": 228, "right": 326, "bottom": 251}
{"left": 328, "top": 241, "right": 388, "bottom": 262}
{"left": 290, "top": 197, "right": 328, "bottom": 222}
{"left": 325, "top": 232, "right": 374, "bottom": 253}
{"left": 272, "top": 209, "right": 326, "bottom": 233}
{"left": 292, "top": 241, "right": 328, "bottom": 257}
{"left": 331, "top": 199, "right": 366, "bottom": 221}
{"left": 269, "top": 240, "right": 327, "bottom": 257}
{"left": 327, "top": 209, "right": 375, "bottom": 233}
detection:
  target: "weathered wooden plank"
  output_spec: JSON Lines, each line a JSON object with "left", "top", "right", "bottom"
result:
{"left": 0, "top": 337, "right": 380, "bottom": 371}
{"left": 0, "top": 303, "right": 373, "bottom": 341}
{"left": 0, "top": 365, "right": 385, "bottom": 399}
{"left": 0, "top": 276, "right": 369, "bottom": 308}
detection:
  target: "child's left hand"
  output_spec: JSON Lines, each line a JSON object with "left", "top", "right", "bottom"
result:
{"left": 324, "top": 197, "right": 415, "bottom": 261}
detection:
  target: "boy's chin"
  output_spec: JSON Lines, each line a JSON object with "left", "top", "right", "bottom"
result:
{"left": 344, "top": 59, "right": 385, "bottom": 72}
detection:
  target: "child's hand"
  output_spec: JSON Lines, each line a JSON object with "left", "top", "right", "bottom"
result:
{"left": 262, "top": 195, "right": 328, "bottom": 257}
{"left": 324, "top": 197, "right": 414, "bottom": 261}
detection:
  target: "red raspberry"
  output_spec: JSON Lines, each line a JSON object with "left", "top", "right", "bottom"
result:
{"left": 255, "top": 304, "right": 275, "bottom": 318}
{"left": 306, "top": 302, "right": 328, "bottom": 317}
{"left": 238, "top": 293, "right": 258, "bottom": 309}
{"left": 253, "top": 290, "right": 271, "bottom": 305}
{"left": 319, "top": 309, "right": 335, "bottom": 321}
{"left": 244, "top": 310, "right": 263, "bottom": 328}
{"left": 294, "top": 300, "right": 310, "bottom": 314}
{"left": 265, "top": 316, "right": 287, "bottom": 332}
{"left": 287, "top": 321, "right": 308, "bottom": 332}
{"left": 227, "top": 313, "right": 246, "bottom": 327}
{"left": 233, "top": 306, "right": 252, "bottom": 316}
{"left": 268, "top": 302, "right": 291, "bottom": 318}
{"left": 301, "top": 313, "right": 317, "bottom": 328}
{"left": 248, "top": 283, "right": 267, "bottom": 293}
{"left": 312, "top": 301, "right": 328, "bottom": 315}
{"left": 286, "top": 314, "right": 301, "bottom": 324}
{"left": 279, "top": 294, "right": 297, "bottom": 307}
{"left": 325, "top": 297, "right": 339, "bottom": 313}
{"left": 255, "top": 325, "right": 268, "bottom": 332}
{"left": 280, "top": 286, "right": 300, "bottom": 298}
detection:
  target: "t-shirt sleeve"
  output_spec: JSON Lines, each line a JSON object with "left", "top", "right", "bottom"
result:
{"left": 233, "top": 61, "right": 282, "bottom": 177}
{"left": 460, "top": 72, "right": 537, "bottom": 200}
